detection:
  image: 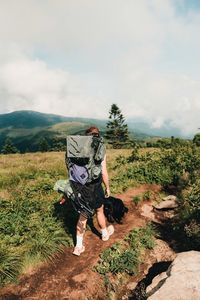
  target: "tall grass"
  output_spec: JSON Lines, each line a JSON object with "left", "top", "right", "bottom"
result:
{"left": 0, "top": 245, "right": 22, "bottom": 287}
{"left": 0, "top": 152, "right": 72, "bottom": 285}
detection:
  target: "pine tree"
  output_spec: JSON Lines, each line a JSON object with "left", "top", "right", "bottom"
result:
{"left": 105, "top": 104, "right": 130, "bottom": 148}
{"left": 1, "top": 138, "right": 19, "bottom": 154}
{"left": 51, "top": 137, "right": 66, "bottom": 151}
{"left": 193, "top": 133, "right": 200, "bottom": 146}
{"left": 38, "top": 138, "right": 49, "bottom": 152}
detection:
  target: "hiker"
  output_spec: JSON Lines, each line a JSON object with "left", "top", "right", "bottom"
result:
{"left": 66, "top": 126, "right": 114, "bottom": 256}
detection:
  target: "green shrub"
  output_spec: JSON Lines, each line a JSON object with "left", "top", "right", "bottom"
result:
{"left": 132, "top": 195, "right": 141, "bottom": 205}
{"left": 143, "top": 191, "right": 152, "bottom": 200}
{"left": 126, "top": 224, "right": 156, "bottom": 250}
{"left": 94, "top": 224, "right": 155, "bottom": 276}
{"left": 111, "top": 144, "right": 200, "bottom": 190}
{"left": 109, "top": 249, "right": 139, "bottom": 275}
{"left": 172, "top": 179, "right": 200, "bottom": 250}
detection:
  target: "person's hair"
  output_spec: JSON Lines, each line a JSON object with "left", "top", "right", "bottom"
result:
{"left": 85, "top": 126, "right": 100, "bottom": 136}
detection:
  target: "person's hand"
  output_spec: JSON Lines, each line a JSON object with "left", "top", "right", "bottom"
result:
{"left": 60, "top": 197, "right": 66, "bottom": 205}
{"left": 105, "top": 187, "right": 110, "bottom": 198}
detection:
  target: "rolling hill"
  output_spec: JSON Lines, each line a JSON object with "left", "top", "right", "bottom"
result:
{"left": 0, "top": 110, "right": 150, "bottom": 152}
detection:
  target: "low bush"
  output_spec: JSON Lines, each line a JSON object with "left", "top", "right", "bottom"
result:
{"left": 111, "top": 144, "right": 200, "bottom": 191}
{"left": 94, "top": 224, "right": 155, "bottom": 276}
{"left": 172, "top": 179, "right": 200, "bottom": 250}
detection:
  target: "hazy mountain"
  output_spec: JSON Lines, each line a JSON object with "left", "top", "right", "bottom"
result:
{"left": 127, "top": 119, "right": 187, "bottom": 139}
{"left": 0, "top": 110, "right": 107, "bottom": 129}
{"left": 0, "top": 110, "right": 148, "bottom": 152}
{"left": 0, "top": 110, "right": 188, "bottom": 153}
{"left": 0, "top": 111, "right": 108, "bottom": 152}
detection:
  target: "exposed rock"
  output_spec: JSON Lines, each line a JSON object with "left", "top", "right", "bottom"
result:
{"left": 140, "top": 202, "right": 176, "bottom": 222}
{"left": 147, "top": 251, "right": 200, "bottom": 300}
{"left": 150, "top": 239, "right": 176, "bottom": 263}
{"left": 146, "top": 271, "right": 168, "bottom": 296}
{"left": 126, "top": 282, "right": 138, "bottom": 291}
{"left": 162, "top": 195, "right": 178, "bottom": 202}
{"left": 119, "top": 239, "right": 175, "bottom": 300}
{"left": 153, "top": 195, "right": 178, "bottom": 209}
{"left": 140, "top": 203, "right": 159, "bottom": 222}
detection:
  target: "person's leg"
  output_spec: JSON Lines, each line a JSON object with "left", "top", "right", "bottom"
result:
{"left": 96, "top": 205, "right": 114, "bottom": 241}
{"left": 73, "top": 214, "right": 87, "bottom": 256}
{"left": 77, "top": 213, "right": 87, "bottom": 236}
{"left": 96, "top": 205, "right": 107, "bottom": 229}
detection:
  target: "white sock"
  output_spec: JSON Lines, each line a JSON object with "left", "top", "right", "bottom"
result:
{"left": 76, "top": 235, "right": 83, "bottom": 248}
{"left": 101, "top": 228, "right": 108, "bottom": 237}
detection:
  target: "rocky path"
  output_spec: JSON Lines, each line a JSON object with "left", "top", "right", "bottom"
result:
{"left": 0, "top": 184, "right": 161, "bottom": 300}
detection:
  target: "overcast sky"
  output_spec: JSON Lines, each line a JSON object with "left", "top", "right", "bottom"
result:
{"left": 0, "top": 0, "right": 200, "bottom": 136}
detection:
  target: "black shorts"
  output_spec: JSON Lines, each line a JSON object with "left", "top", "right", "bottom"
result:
{"left": 70, "top": 178, "right": 105, "bottom": 210}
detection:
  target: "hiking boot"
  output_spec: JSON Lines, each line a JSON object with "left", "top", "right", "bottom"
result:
{"left": 72, "top": 245, "right": 85, "bottom": 256}
{"left": 102, "top": 225, "right": 114, "bottom": 241}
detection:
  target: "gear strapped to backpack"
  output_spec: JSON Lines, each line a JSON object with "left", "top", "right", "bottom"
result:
{"left": 53, "top": 179, "right": 94, "bottom": 218}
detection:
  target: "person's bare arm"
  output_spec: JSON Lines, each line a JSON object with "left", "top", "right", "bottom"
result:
{"left": 101, "top": 155, "right": 110, "bottom": 198}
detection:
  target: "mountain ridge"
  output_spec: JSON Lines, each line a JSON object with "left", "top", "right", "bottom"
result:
{"left": 0, "top": 110, "right": 107, "bottom": 129}
{"left": 0, "top": 110, "right": 149, "bottom": 152}
{"left": 0, "top": 110, "right": 187, "bottom": 152}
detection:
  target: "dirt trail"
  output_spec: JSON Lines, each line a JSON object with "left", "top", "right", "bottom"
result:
{"left": 0, "top": 184, "right": 161, "bottom": 300}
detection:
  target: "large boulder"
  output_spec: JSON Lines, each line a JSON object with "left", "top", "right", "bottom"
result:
{"left": 147, "top": 251, "right": 200, "bottom": 300}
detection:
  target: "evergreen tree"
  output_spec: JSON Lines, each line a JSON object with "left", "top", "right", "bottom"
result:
{"left": 193, "top": 133, "right": 200, "bottom": 146}
{"left": 51, "top": 137, "right": 66, "bottom": 151}
{"left": 105, "top": 104, "right": 130, "bottom": 148}
{"left": 1, "top": 138, "right": 19, "bottom": 154}
{"left": 38, "top": 138, "right": 49, "bottom": 152}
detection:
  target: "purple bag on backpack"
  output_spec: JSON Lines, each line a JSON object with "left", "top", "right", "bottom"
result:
{"left": 69, "top": 164, "right": 89, "bottom": 185}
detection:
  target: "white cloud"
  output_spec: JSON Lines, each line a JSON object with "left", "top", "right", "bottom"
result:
{"left": 119, "top": 71, "right": 200, "bottom": 135}
{"left": 0, "top": 55, "right": 110, "bottom": 118}
{"left": 0, "top": 0, "right": 200, "bottom": 136}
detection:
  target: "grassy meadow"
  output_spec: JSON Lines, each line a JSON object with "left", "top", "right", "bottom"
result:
{"left": 0, "top": 152, "right": 70, "bottom": 286}
{"left": 0, "top": 149, "right": 134, "bottom": 286}
{"left": 0, "top": 144, "right": 200, "bottom": 286}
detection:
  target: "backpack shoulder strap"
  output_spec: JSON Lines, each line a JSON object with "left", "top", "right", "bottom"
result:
{"left": 93, "top": 137, "right": 105, "bottom": 161}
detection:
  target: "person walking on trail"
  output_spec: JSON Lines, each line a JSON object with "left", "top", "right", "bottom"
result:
{"left": 66, "top": 126, "right": 114, "bottom": 256}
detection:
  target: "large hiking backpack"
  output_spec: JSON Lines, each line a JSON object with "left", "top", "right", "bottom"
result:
{"left": 65, "top": 135, "right": 105, "bottom": 185}
{"left": 54, "top": 135, "right": 106, "bottom": 218}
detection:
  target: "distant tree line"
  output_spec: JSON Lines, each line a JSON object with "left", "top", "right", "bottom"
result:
{"left": 1, "top": 138, "right": 19, "bottom": 154}
{"left": 145, "top": 136, "right": 192, "bottom": 148}
{"left": 0, "top": 137, "right": 67, "bottom": 154}
{"left": 1, "top": 107, "right": 200, "bottom": 154}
